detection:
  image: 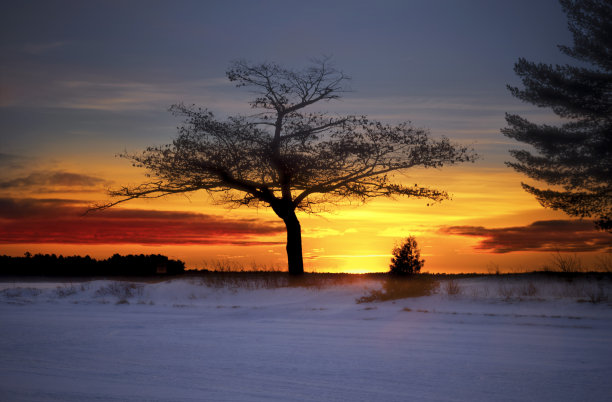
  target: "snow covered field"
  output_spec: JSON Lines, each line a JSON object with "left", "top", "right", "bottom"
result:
{"left": 1, "top": 275, "right": 611, "bottom": 402}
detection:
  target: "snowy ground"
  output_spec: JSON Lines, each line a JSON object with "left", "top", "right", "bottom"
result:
{"left": 1, "top": 275, "right": 611, "bottom": 402}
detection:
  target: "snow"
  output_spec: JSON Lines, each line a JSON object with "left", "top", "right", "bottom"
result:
{"left": 1, "top": 276, "right": 611, "bottom": 401}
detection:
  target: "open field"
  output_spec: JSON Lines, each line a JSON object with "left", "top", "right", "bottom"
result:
{"left": 1, "top": 274, "right": 611, "bottom": 401}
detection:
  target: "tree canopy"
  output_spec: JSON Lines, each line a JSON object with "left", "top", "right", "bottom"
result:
{"left": 101, "top": 59, "right": 475, "bottom": 274}
{"left": 502, "top": 0, "right": 612, "bottom": 231}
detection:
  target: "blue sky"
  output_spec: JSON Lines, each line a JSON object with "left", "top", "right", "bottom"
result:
{"left": 1, "top": 0, "right": 571, "bottom": 160}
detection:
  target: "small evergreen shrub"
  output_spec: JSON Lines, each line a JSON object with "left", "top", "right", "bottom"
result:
{"left": 389, "top": 236, "right": 425, "bottom": 275}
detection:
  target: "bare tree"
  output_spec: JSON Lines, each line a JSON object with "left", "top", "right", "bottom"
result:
{"left": 99, "top": 59, "right": 475, "bottom": 275}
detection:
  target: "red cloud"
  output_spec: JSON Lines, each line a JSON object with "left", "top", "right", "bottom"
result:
{"left": 440, "top": 220, "right": 611, "bottom": 253}
{"left": 0, "top": 198, "right": 285, "bottom": 245}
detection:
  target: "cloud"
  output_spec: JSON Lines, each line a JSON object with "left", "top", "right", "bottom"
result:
{"left": 0, "top": 171, "right": 111, "bottom": 191}
{"left": 49, "top": 78, "right": 238, "bottom": 112}
{"left": 0, "top": 71, "right": 242, "bottom": 112}
{"left": 440, "top": 220, "right": 611, "bottom": 253}
{"left": 302, "top": 227, "right": 357, "bottom": 238}
{"left": 22, "top": 41, "right": 67, "bottom": 55}
{"left": 0, "top": 198, "right": 285, "bottom": 246}
{"left": 0, "top": 153, "right": 27, "bottom": 169}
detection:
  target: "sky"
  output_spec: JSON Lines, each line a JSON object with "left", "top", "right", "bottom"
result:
{"left": 1, "top": 0, "right": 610, "bottom": 273}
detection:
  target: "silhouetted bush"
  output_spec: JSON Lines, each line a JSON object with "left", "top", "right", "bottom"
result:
{"left": 389, "top": 236, "right": 424, "bottom": 275}
{"left": 0, "top": 253, "right": 185, "bottom": 276}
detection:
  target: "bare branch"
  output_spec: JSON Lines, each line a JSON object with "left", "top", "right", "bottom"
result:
{"left": 98, "top": 59, "right": 476, "bottom": 275}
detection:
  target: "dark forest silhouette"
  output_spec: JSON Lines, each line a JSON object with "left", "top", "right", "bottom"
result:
{"left": 0, "top": 253, "right": 185, "bottom": 276}
{"left": 96, "top": 58, "right": 475, "bottom": 275}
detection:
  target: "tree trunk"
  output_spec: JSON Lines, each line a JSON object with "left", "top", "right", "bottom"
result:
{"left": 283, "top": 211, "right": 304, "bottom": 275}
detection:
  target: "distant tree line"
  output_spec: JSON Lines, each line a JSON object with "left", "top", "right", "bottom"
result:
{"left": 0, "top": 253, "right": 185, "bottom": 276}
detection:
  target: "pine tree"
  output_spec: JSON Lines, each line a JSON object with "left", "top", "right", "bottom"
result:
{"left": 502, "top": 0, "right": 611, "bottom": 231}
{"left": 389, "top": 236, "right": 424, "bottom": 275}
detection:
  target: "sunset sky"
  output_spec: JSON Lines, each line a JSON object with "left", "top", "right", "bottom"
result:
{"left": 1, "top": 0, "right": 610, "bottom": 273}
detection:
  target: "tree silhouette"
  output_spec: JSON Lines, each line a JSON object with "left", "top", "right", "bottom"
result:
{"left": 502, "top": 0, "right": 611, "bottom": 231}
{"left": 389, "top": 236, "right": 425, "bottom": 275}
{"left": 99, "top": 59, "right": 475, "bottom": 275}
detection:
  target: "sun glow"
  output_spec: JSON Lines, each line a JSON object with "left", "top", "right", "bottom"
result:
{"left": 2, "top": 160, "right": 607, "bottom": 274}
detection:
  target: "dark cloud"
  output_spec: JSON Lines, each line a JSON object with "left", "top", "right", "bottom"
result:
{"left": 440, "top": 220, "right": 611, "bottom": 253}
{"left": 0, "top": 198, "right": 285, "bottom": 245}
{"left": 0, "top": 171, "right": 110, "bottom": 191}
{"left": 0, "top": 198, "right": 83, "bottom": 219}
{"left": 0, "top": 153, "right": 27, "bottom": 169}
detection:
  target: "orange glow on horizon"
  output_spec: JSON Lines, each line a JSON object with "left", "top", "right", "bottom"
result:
{"left": 1, "top": 163, "right": 609, "bottom": 274}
